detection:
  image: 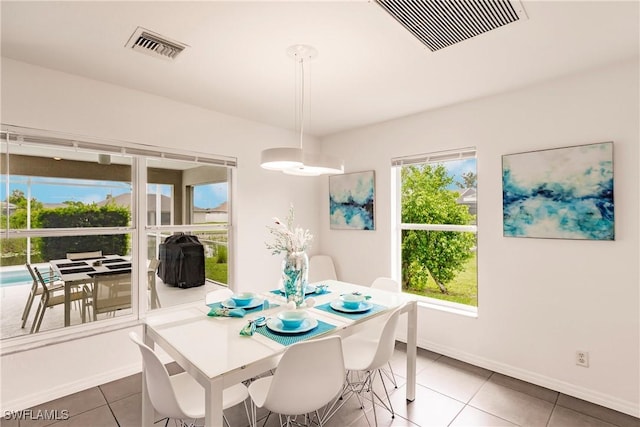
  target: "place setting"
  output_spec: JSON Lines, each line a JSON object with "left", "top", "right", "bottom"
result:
{"left": 314, "top": 292, "right": 387, "bottom": 320}
{"left": 240, "top": 309, "right": 336, "bottom": 346}
{"left": 206, "top": 292, "right": 275, "bottom": 318}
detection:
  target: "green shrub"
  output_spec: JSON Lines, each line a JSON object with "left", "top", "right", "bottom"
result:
{"left": 216, "top": 245, "right": 228, "bottom": 264}
{"left": 36, "top": 204, "right": 130, "bottom": 260}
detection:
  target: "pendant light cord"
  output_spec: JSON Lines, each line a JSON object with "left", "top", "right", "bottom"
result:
{"left": 299, "top": 56, "right": 305, "bottom": 151}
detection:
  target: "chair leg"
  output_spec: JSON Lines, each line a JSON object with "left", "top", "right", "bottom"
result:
{"left": 383, "top": 362, "right": 398, "bottom": 388}
{"left": 376, "top": 369, "right": 395, "bottom": 418}
{"left": 370, "top": 378, "right": 378, "bottom": 427}
{"left": 250, "top": 399, "right": 258, "bottom": 427}
{"left": 31, "top": 302, "right": 45, "bottom": 334}
{"left": 21, "top": 287, "right": 37, "bottom": 328}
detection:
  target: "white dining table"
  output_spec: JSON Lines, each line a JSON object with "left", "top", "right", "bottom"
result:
{"left": 142, "top": 279, "right": 418, "bottom": 427}
{"left": 49, "top": 255, "right": 132, "bottom": 326}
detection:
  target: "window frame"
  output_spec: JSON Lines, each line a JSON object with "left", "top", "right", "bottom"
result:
{"left": 392, "top": 147, "right": 478, "bottom": 315}
{"left": 0, "top": 124, "right": 236, "bottom": 353}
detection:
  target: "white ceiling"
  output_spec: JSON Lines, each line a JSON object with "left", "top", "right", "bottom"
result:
{"left": 1, "top": 1, "right": 638, "bottom": 138}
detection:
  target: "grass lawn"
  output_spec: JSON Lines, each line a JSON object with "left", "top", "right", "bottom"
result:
{"left": 205, "top": 260, "right": 227, "bottom": 284}
{"left": 405, "top": 252, "right": 477, "bottom": 306}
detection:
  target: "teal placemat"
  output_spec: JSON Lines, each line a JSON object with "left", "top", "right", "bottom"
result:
{"left": 255, "top": 319, "right": 336, "bottom": 346}
{"left": 314, "top": 301, "right": 387, "bottom": 320}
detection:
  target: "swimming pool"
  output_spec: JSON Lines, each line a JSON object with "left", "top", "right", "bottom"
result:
{"left": 0, "top": 268, "right": 33, "bottom": 288}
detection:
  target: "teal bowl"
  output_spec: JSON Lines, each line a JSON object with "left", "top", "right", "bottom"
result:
{"left": 277, "top": 310, "right": 309, "bottom": 329}
{"left": 340, "top": 293, "right": 365, "bottom": 309}
{"left": 231, "top": 292, "right": 256, "bottom": 307}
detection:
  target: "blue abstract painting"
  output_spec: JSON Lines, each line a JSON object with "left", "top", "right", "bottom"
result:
{"left": 330, "top": 171, "right": 375, "bottom": 230}
{"left": 502, "top": 142, "right": 614, "bottom": 240}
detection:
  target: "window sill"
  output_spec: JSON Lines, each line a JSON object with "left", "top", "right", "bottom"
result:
{"left": 415, "top": 297, "right": 478, "bottom": 318}
{"left": 0, "top": 316, "right": 140, "bottom": 356}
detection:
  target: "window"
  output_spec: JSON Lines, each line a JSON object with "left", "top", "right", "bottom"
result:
{"left": 0, "top": 126, "right": 235, "bottom": 342}
{"left": 393, "top": 148, "right": 478, "bottom": 310}
{"left": 146, "top": 160, "right": 231, "bottom": 286}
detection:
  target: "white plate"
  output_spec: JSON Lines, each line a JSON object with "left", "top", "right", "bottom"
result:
{"left": 278, "top": 284, "right": 316, "bottom": 295}
{"left": 220, "top": 297, "right": 264, "bottom": 310}
{"left": 329, "top": 299, "right": 373, "bottom": 313}
{"left": 266, "top": 317, "right": 318, "bottom": 334}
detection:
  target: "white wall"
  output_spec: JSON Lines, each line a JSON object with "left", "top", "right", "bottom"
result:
{"left": 319, "top": 59, "right": 640, "bottom": 416}
{"left": 0, "top": 58, "right": 323, "bottom": 410}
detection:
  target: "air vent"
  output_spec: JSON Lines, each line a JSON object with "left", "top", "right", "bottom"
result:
{"left": 375, "top": 0, "right": 527, "bottom": 52}
{"left": 125, "top": 27, "right": 188, "bottom": 60}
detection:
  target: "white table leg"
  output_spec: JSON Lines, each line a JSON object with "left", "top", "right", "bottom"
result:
{"left": 205, "top": 378, "right": 224, "bottom": 427}
{"left": 406, "top": 300, "right": 417, "bottom": 402}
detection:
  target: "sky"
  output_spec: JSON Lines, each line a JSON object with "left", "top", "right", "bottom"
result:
{"left": 1, "top": 176, "right": 228, "bottom": 209}
{"left": 2, "top": 158, "right": 472, "bottom": 208}
{"left": 442, "top": 158, "right": 476, "bottom": 190}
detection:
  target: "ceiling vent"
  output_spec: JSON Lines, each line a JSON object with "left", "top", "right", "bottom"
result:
{"left": 125, "top": 27, "right": 188, "bottom": 60}
{"left": 375, "top": 0, "right": 527, "bottom": 52}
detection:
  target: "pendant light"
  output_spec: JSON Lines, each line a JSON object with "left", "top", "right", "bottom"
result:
{"left": 260, "top": 45, "right": 344, "bottom": 176}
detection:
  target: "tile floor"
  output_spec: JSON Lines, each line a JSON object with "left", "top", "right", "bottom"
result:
{"left": 5, "top": 343, "right": 639, "bottom": 427}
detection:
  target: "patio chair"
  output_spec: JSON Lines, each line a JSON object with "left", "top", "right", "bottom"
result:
{"left": 83, "top": 272, "right": 131, "bottom": 322}
{"left": 66, "top": 250, "right": 103, "bottom": 260}
{"left": 30, "top": 266, "right": 86, "bottom": 333}
{"left": 21, "top": 264, "right": 65, "bottom": 329}
{"left": 148, "top": 258, "right": 161, "bottom": 309}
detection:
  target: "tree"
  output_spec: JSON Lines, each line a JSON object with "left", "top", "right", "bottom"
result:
{"left": 2, "top": 189, "right": 44, "bottom": 229}
{"left": 455, "top": 171, "right": 477, "bottom": 189}
{"left": 1, "top": 190, "right": 45, "bottom": 263}
{"left": 401, "top": 164, "right": 475, "bottom": 294}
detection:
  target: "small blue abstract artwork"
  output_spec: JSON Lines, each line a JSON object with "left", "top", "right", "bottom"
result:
{"left": 502, "top": 142, "right": 614, "bottom": 240}
{"left": 329, "top": 171, "right": 375, "bottom": 230}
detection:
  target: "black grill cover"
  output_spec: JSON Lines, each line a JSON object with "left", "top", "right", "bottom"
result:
{"left": 158, "top": 233, "right": 205, "bottom": 288}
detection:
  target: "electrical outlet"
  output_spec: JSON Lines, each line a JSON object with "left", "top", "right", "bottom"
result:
{"left": 576, "top": 351, "right": 589, "bottom": 367}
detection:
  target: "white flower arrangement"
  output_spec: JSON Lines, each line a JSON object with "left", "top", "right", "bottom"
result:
{"left": 265, "top": 204, "right": 313, "bottom": 255}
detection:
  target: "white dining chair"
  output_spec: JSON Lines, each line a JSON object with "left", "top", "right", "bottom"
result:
{"left": 205, "top": 288, "right": 233, "bottom": 306}
{"left": 371, "top": 277, "right": 401, "bottom": 293}
{"left": 247, "top": 335, "right": 345, "bottom": 427}
{"left": 341, "top": 304, "right": 405, "bottom": 427}
{"left": 129, "top": 331, "right": 250, "bottom": 427}
{"left": 370, "top": 277, "right": 402, "bottom": 388}
{"left": 308, "top": 255, "right": 338, "bottom": 283}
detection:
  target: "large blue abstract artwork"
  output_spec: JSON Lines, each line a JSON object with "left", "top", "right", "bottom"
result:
{"left": 329, "top": 171, "right": 375, "bottom": 230}
{"left": 502, "top": 142, "right": 614, "bottom": 240}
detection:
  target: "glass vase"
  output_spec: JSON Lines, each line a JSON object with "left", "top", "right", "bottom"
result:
{"left": 281, "top": 251, "right": 309, "bottom": 307}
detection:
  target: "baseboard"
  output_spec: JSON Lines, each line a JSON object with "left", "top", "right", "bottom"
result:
{"left": 2, "top": 363, "right": 141, "bottom": 412}
{"left": 415, "top": 337, "right": 639, "bottom": 418}
{"left": 2, "top": 345, "right": 175, "bottom": 413}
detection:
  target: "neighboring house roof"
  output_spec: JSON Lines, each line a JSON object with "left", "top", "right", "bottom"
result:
{"left": 457, "top": 188, "right": 477, "bottom": 204}
{"left": 0, "top": 201, "right": 17, "bottom": 214}
{"left": 194, "top": 201, "right": 227, "bottom": 213}
{"left": 96, "top": 193, "right": 172, "bottom": 211}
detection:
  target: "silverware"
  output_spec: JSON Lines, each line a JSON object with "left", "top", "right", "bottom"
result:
{"left": 254, "top": 316, "right": 268, "bottom": 327}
